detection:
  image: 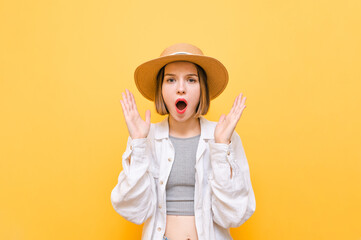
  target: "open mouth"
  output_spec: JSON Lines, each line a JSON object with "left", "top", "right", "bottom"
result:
{"left": 175, "top": 98, "right": 187, "bottom": 114}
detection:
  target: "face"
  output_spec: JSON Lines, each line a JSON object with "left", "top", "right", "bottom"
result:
{"left": 162, "top": 61, "right": 201, "bottom": 122}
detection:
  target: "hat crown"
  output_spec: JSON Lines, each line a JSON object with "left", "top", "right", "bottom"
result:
{"left": 160, "top": 43, "right": 204, "bottom": 57}
{"left": 135, "top": 43, "right": 228, "bottom": 102}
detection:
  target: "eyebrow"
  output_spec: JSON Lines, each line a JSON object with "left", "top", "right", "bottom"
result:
{"left": 164, "top": 73, "right": 198, "bottom": 77}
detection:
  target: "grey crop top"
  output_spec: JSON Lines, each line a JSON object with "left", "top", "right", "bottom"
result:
{"left": 166, "top": 134, "right": 200, "bottom": 216}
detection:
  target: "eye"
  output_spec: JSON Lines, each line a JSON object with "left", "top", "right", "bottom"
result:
{"left": 188, "top": 78, "right": 198, "bottom": 83}
{"left": 166, "top": 78, "right": 175, "bottom": 83}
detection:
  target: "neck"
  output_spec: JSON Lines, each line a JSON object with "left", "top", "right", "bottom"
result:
{"left": 168, "top": 115, "right": 201, "bottom": 138}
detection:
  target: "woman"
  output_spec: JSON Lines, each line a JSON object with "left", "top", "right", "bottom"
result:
{"left": 111, "top": 43, "right": 256, "bottom": 240}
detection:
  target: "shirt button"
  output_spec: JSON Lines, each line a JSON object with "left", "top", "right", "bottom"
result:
{"left": 227, "top": 150, "right": 230, "bottom": 155}
{"left": 159, "top": 205, "right": 162, "bottom": 209}
{"left": 160, "top": 180, "right": 164, "bottom": 185}
{"left": 130, "top": 146, "right": 133, "bottom": 150}
{"left": 157, "top": 227, "right": 161, "bottom": 232}
{"left": 168, "top": 158, "right": 172, "bottom": 162}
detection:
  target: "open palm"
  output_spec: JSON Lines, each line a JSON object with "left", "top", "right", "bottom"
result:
{"left": 120, "top": 89, "right": 151, "bottom": 139}
{"left": 214, "top": 93, "right": 247, "bottom": 144}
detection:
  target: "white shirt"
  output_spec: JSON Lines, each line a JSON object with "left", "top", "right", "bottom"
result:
{"left": 110, "top": 116, "right": 256, "bottom": 240}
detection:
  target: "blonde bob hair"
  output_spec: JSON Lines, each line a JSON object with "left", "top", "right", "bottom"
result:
{"left": 155, "top": 61, "right": 210, "bottom": 118}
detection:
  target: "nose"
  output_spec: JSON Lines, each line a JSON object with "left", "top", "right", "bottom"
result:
{"left": 176, "top": 80, "right": 186, "bottom": 94}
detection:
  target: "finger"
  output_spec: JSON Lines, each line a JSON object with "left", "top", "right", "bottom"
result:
{"left": 235, "top": 102, "right": 246, "bottom": 120}
{"left": 235, "top": 93, "right": 244, "bottom": 114}
{"left": 232, "top": 95, "right": 239, "bottom": 108}
{"left": 230, "top": 93, "right": 243, "bottom": 117}
{"left": 121, "top": 92, "right": 130, "bottom": 112}
{"left": 130, "top": 91, "right": 138, "bottom": 112}
{"left": 119, "top": 99, "right": 128, "bottom": 116}
{"left": 238, "top": 95, "right": 246, "bottom": 111}
{"left": 125, "top": 89, "right": 133, "bottom": 110}
{"left": 219, "top": 114, "right": 226, "bottom": 123}
{"left": 145, "top": 110, "right": 151, "bottom": 125}
{"left": 236, "top": 93, "right": 243, "bottom": 108}
{"left": 241, "top": 96, "right": 247, "bottom": 107}
{"left": 230, "top": 95, "right": 239, "bottom": 114}
{"left": 234, "top": 105, "right": 243, "bottom": 117}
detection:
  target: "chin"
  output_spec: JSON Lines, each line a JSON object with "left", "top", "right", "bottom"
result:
{"left": 170, "top": 113, "right": 197, "bottom": 122}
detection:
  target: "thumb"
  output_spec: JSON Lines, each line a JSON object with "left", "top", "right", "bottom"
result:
{"left": 145, "top": 110, "right": 151, "bottom": 125}
{"left": 218, "top": 114, "right": 226, "bottom": 123}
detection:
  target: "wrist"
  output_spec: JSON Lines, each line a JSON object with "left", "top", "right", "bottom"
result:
{"left": 131, "top": 136, "right": 146, "bottom": 140}
{"left": 215, "top": 138, "right": 231, "bottom": 144}
{"left": 130, "top": 132, "right": 148, "bottom": 139}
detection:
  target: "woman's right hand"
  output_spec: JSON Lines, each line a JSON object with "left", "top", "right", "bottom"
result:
{"left": 120, "top": 89, "right": 151, "bottom": 139}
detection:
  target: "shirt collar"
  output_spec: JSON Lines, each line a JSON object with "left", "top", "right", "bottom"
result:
{"left": 154, "top": 115, "right": 214, "bottom": 140}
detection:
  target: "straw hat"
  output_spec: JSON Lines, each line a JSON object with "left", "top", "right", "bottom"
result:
{"left": 134, "top": 43, "right": 229, "bottom": 101}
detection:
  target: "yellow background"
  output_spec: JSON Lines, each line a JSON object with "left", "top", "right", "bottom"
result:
{"left": 1, "top": 0, "right": 360, "bottom": 239}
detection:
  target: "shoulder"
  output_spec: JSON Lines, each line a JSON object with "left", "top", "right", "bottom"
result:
{"left": 199, "top": 116, "right": 218, "bottom": 132}
{"left": 201, "top": 116, "right": 218, "bottom": 127}
{"left": 147, "top": 117, "right": 168, "bottom": 140}
{"left": 200, "top": 116, "right": 241, "bottom": 142}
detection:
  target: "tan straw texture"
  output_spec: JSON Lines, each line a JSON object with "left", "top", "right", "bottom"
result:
{"left": 134, "top": 43, "right": 229, "bottom": 101}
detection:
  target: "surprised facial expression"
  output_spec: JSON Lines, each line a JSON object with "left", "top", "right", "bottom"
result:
{"left": 162, "top": 61, "right": 201, "bottom": 122}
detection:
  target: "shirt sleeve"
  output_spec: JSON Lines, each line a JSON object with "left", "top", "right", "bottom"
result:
{"left": 208, "top": 131, "right": 256, "bottom": 229}
{"left": 110, "top": 136, "right": 157, "bottom": 225}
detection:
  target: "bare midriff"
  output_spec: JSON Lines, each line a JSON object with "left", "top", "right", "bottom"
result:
{"left": 164, "top": 215, "right": 198, "bottom": 240}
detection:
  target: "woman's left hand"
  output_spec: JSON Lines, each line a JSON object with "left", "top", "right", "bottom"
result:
{"left": 214, "top": 93, "right": 247, "bottom": 144}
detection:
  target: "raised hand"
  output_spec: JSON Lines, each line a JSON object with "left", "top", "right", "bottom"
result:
{"left": 214, "top": 93, "right": 247, "bottom": 144}
{"left": 120, "top": 89, "right": 151, "bottom": 139}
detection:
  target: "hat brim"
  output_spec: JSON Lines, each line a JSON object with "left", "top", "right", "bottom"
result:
{"left": 134, "top": 54, "right": 229, "bottom": 101}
